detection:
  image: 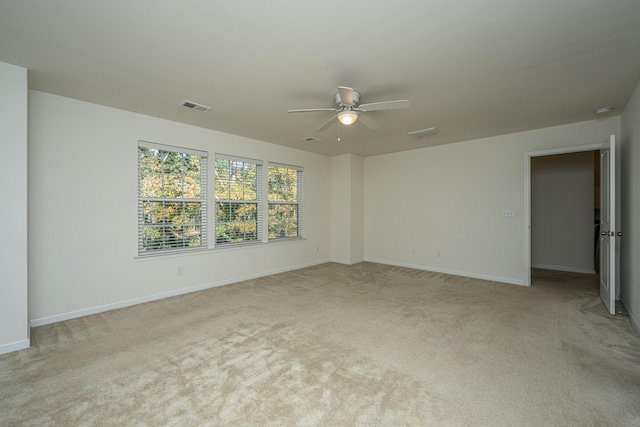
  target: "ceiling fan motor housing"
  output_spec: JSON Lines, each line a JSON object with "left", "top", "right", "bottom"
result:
{"left": 335, "top": 90, "right": 360, "bottom": 108}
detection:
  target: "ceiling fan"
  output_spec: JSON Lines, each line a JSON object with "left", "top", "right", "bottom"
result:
{"left": 288, "top": 86, "right": 410, "bottom": 132}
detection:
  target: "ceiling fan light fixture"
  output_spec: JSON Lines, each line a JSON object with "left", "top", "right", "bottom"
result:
{"left": 337, "top": 110, "right": 358, "bottom": 126}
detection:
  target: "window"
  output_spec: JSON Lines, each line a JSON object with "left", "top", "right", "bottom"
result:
{"left": 215, "top": 155, "right": 262, "bottom": 244}
{"left": 138, "top": 142, "right": 208, "bottom": 255}
{"left": 268, "top": 163, "right": 303, "bottom": 239}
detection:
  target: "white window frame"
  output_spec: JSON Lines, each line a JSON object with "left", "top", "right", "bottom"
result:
{"left": 267, "top": 162, "right": 303, "bottom": 240}
{"left": 137, "top": 141, "right": 208, "bottom": 256}
{"left": 214, "top": 154, "right": 263, "bottom": 246}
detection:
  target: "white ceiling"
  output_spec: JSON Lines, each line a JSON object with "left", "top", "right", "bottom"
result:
{"left": 2, "top": 0, "right": 640, "bottom": 157}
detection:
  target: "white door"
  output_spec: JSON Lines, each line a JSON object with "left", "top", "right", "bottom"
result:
{"left": 599, "top": 135, "right": 616, "bottom": 315}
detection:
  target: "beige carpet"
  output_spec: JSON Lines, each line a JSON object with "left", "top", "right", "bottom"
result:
{"left": 1, "top": 263, "right": 639, "bottom": 426}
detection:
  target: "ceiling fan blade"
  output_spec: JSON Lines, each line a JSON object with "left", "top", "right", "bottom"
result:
{"left": 358, "top": 99, "right": 410, "bottom": 112}
{"left": 338, "top": 86, "right": 354, "bottom": 106}
{"left": 317, "top": 115, "right": 338, "bottom": 132}
{"left": 357, "top": 113, "right": 381, "bottom": 130}
{"left": 288, "top": 108, "right": 337, "bottom": 113}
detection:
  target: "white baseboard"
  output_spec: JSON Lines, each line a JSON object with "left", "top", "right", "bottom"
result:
{"left": 330, "top": 257, "right": 365, "bottom": 265}
{"left": 30, "top": 259, "right": 329, "bottom": 328}
{"left": 0, "top": 338, "right": 30, "bottom": 355}
{"left": 532, "top": 263, "right": 596, "bottom": 275}
{"left": 365, "top": 258, "right": 525, "bottom": 286}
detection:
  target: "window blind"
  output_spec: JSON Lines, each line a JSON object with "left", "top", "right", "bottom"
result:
{"left": 138, "top": 141, "right": 208, "bottom": 255}
{"left": 267, "top": 162, "right": 303, "bottom": 239}
{"left": 214, "top": 154, "right": 262, "bottom": 245}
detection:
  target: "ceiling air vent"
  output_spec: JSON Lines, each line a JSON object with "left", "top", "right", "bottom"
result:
{"left": 408, "top": 127, "right": 442, "bottom": 139}
{"left": 302, "top": 137, "right": 322, "bottom": 142}
{"left": 179, "top": 100, "right": 211, "bottom": 112}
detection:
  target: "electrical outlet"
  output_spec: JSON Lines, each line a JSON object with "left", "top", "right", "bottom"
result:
{"left": 502, "top": 209, "right": 515, "bottom": 217}
{"left": 436, "top": 250, "right": 442, "bottom": 258}
{"left": 412, "top": 248, "right": 416, "bottom": 255}
{"left": 177, "top": 265, "right": 183, "bottom": 275}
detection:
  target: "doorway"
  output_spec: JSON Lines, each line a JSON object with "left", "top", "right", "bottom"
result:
{"left": 524, "top": 137, "right": 617, "bottom": 314}
{"left": 524, "top": 142, "right": 606, "bottom": 287}
{"left": 530, "top": 151, "right": 598, "bottom": 275}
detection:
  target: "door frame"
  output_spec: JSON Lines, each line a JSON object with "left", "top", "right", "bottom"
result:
{"left": 523, "top": 142, "right": 604, "bottom": 286}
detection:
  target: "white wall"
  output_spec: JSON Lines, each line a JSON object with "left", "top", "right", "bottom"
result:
{"left": 331, "top": 155, "right": 351, "bottom": 263}
{"left": 0, "top": 62, "right": 29, "bottom": 354}
{"left": 531, "top": 152, "right": 595, "bottom": 274}
{"left": 620, "top": 80, "right": 640, "bottom": 331}
{"left": 331, "top": 154, "right": 364, "bottom": 264}
{"left": 28, "top": 91, "right": 332, "bottom": 324}
{"left": 364, "top": 118, "right": 619, "bottom": 285}
{"left": 350, "top": 155, "right": 365, "bottom": 263}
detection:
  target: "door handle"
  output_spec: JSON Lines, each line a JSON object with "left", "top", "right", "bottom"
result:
{"left": 601, "top": 231, "right": 608, "bottom": 236}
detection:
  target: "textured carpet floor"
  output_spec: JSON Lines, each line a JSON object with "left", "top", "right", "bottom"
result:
{"left": 1, "top": 263, "right": 639, "bottom": 426}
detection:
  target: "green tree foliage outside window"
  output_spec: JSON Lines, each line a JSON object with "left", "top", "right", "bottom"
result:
{"left": 268, "top": 165, "right": 302, "bottom": 239}
{"left": 138, "top": 145, "right": 207, "bottom": 253}
{"left": 215, "top": 158, "right": 260, "bottom": 244}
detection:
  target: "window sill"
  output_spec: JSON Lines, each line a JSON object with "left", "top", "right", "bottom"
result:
{"left": 134, "top": 238, "right": 306, "bottom": 261}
